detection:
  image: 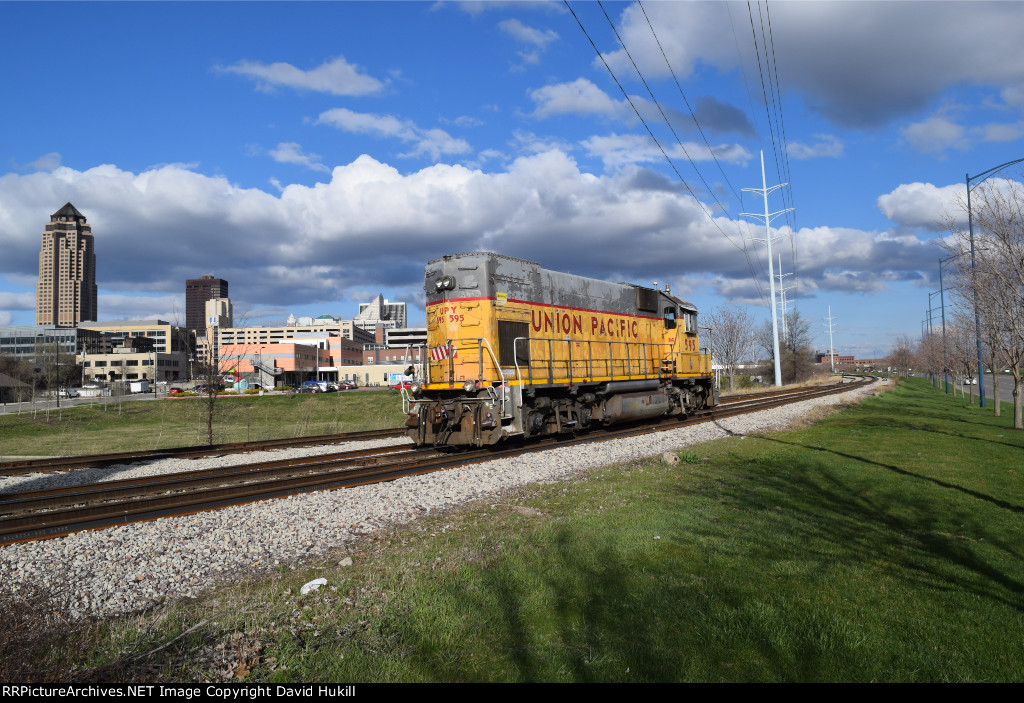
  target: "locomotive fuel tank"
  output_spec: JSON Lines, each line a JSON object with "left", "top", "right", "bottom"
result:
{"left": 596, "top": 390, "right": 672, "bottom": 425}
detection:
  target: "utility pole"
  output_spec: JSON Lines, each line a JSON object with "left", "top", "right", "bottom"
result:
{"left": 742, "top": 151, "right": 793, "bottom": 387}
{"left": 824, "top": 306, "right": 837, "bottom": 373}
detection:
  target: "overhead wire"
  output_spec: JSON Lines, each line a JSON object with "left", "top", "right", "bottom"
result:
{"left": 635, "top": 0, "right": 746, "bottom": 206}
{"left": 724, "top": 0, "right": 777, "bottom": 294}
{"left": 747, "top": 0, "right": 799, "bottom": 303}
{"left": 634, "top": 0, "right": 768, "bottom": 296}
{"left": 566, "top": 0, "right": 770, "bottom": 306}
{"left": 764, "top": 0, "right": 801, "bottom": 293}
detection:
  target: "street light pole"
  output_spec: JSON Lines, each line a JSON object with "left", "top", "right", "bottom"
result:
{"left": 965, "top": 157, "right": 1024, "bottom": 408}
{"left": 928, "top": 291, "right": 942, "bottom": 386}
{"left": 939, "top": 256, "right": 951, "bottom": 394}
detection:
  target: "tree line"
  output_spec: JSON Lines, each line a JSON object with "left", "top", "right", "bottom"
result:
{"left": 704, "top": 305, "right": 820, "bottom": 391}
{"left": 889, "top": 172, "right": 1024, "bottom": 430}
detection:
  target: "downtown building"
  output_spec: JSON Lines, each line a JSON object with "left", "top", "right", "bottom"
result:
{"left": 185, "top": 274, "right": 228, "bottom": 333}
{"left": 353, "top": 294, "right": 407, "bottom": 332}
{"left": 35, "top": 202, "right": 97, "bottom": 327}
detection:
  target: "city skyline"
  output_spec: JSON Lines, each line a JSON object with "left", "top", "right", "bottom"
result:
{"left": 3, "top": 2, "right": 1024, "bottom": 357}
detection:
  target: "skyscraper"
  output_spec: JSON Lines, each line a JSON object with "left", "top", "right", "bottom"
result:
{"left": 36, "top": 202, "right": 97, "bottom": 327}
{"left": 185, "top": 274, "right": 228, "bottom": 332}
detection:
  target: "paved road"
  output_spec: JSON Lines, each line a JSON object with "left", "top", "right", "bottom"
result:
{"left": 928, "top": 373, "right": 1018, "bottom": 405}
{"left": 0, "top": 392, "right": 162, "bottom": 415}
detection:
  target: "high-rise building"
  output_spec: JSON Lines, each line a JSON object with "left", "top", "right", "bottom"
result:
{"left": 36, "top": 202, "right": 97, "bottom": 327}
{"left": 185, "top": 274, "right": 228, "bottom": 332}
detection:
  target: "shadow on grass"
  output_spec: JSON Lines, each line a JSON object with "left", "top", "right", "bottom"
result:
{"left": 730, "top": 437, "right": 1024, "bottom": 616}
{"left": 389, "top": 442, "right": 1024, "bottom": 680}
{"left": 762, "top": 436, "right": 1024, "bottom": 515}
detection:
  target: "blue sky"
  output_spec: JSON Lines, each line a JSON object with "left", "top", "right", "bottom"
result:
{"left": 3, "top": 0, "right": 1024, "bottom": 358}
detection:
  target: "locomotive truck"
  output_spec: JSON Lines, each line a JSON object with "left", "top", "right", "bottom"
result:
{"left": 403, "top": 252, "right": 717, "bottom": 447}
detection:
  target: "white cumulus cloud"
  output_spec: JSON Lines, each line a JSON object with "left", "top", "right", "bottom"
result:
{"left": 216, "top": 56, "right": 386, "bottom": 96}
{"left": 787, "top": 135, "right": 844, "bottom": 160}
{"left": 583, "top": 133, "right": 751, "bottom": 169}
{"left": 0, "top": 154, "right": 942, "bottom": 322}
{"left": 530, "top": 78, "right": 627, "bottom": 119}
{"left": 315, "top": 108, "right": 471, "bottom": 161}
{"left": 269, "top": 143, "right": 330, "bottom": 173}
{"left": 877, "top": 182, "right": 964, "bottom": 231}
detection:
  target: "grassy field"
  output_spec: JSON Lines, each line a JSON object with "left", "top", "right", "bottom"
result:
{"left": 0, "top": 391, "right": 409, "bottom": 457}
{"left": 4, "top": 377, "right": 1023, "bottom": 682}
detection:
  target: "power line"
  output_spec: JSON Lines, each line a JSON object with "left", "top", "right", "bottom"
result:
{"left": 635, "top": 0, "right": 746, "bottom": 207}
{"left": 634, "top": 0, "right": 769, "bottom": 298}
{"left": 753, "top": 1, "right": 799, "bottom": 295}
{"left": 564, "top": 0, "right": 770, "bottom": 306}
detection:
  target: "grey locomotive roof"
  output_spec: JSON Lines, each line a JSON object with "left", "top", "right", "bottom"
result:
{"left": 425, "top": 251, "right": 697, "bottom": 313}
{"left": 428, "top": 252, "right": 540, "bottom": 267}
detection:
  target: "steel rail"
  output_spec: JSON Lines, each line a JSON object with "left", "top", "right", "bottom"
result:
{"left": 0, "top": 427, "right": 406, "bottom": 477}
{"left": 0, "top": 377, "right": 873, "bottom": 545}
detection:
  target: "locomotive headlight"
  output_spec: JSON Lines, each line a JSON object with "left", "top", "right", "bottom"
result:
{"left": 463, "top": 380, "right": 477, "bottom": 393}
{"left": 434, "top": 275, "right": 456, "bottom": 291}
{"left": 410, "top": 383, "right": 422, "bottom": 396}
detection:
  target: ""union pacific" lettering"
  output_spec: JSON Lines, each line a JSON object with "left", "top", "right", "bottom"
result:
{"left": 531, "top": 310, "right": 640, "bottom": 339}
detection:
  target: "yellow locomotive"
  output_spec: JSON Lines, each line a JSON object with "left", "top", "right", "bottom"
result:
{"left": 404, "top": 252, "right": 717, "bottom": 447}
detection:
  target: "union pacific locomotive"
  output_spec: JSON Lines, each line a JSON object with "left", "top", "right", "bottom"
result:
{"left": 403, "top": 252, "right": 717, "bottom": 447}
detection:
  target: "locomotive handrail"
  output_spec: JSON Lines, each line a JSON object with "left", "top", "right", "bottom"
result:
{"left": 511, "top": 337, "right": 694, "bottom": 385}
{"left": 416, "top": 337, "right": 507, "bottom": 417}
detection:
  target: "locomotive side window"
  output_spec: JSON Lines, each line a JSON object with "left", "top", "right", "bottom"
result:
{"left": 498, "top": 321, "right": 530, "bottom": 367}
{"left": 663, "top": 307, "right": 677, "bottom": 329}
{"left": 684, "top": 312, "right": 697, "bottom": 334}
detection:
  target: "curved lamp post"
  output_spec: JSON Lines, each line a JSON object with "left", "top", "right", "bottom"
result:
{"left": 966, "top": 157, "right": 1024, "bottom": 408}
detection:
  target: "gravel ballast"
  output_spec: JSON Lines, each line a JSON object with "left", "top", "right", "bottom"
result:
{"left": 0, "top": 382, "right": 882, "bottom": 619}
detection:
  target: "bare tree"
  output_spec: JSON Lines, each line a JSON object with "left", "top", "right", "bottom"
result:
{"left": 752, "top": 310, "right": 815, "bottom": 385}
{"left": 779, "top": 309, "right": 815, "bottom": 384}
{"left": 888, "top": 335, "right": 915, "bottom": 378}
{"left": 706, "top": 306, "right": 757, "bottom": 391}
{"left": 947, "top": 313, "right": 979, "bottom": 402}
{"left": 943, "top": 175, "right": 1024, "bottom": 428}
{"left": 916, "top": 326, "right": 945, "bottom": 387}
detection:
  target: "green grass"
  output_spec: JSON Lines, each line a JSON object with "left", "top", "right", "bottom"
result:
{"left": 0, "top": 391, "right": 408, "bottom": 457}
{"left": 5, "top": 377, "right": 1024, "bottom": 682}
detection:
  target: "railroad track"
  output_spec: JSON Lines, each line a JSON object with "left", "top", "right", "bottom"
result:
{"left": 0, "top": 427, "right": 406, "bottom": 477}
{"left": 0, "top": 376, "right": 873, "bottom": 545}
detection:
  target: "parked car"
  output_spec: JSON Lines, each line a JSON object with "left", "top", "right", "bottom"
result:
{"left": 58, "top": 388, "right": 79, "bottom": 398}
{"left": 389, "top": 380, "right": 414, "bottom": 391}
{"left": 337, "top": 380, "right": 357, "bottom": 390}
{"left": 169, "top": 387, "right": 183, "bottom": 394}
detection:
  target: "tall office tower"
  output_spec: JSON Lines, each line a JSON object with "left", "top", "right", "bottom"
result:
{"left": 36, "top": 202, "right": 98, "bottom": 327}
{"left": 185, "top": 274, "right": 228, "bottom": 332}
